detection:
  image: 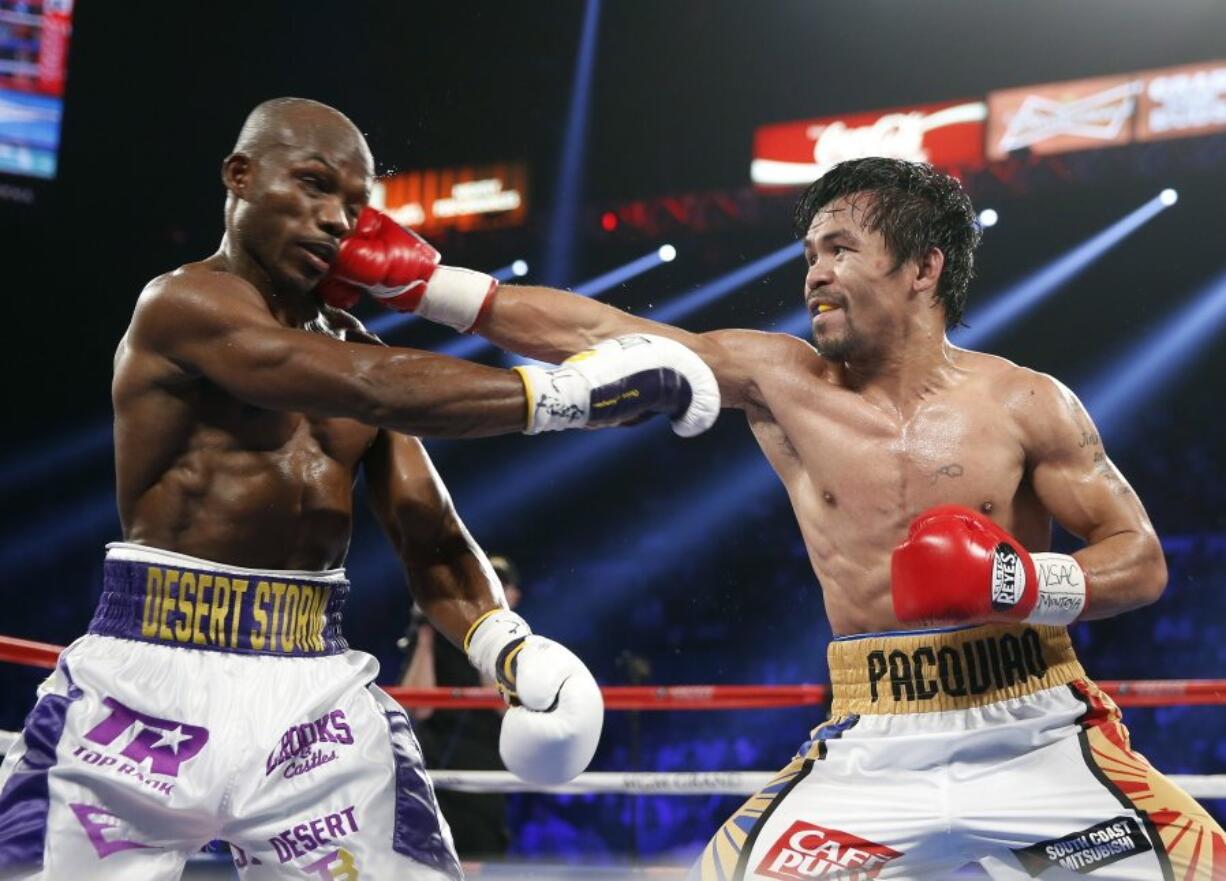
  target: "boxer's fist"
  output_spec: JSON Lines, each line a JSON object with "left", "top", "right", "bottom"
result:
{"left": 465, "top": 610, "right": 602, "bottom": 786}
{"left": 515, "top": 334, "right": 720, "bottom": 437}
{"left": 317, "top": 207, "right": 496, "bottom": 331}
{"left": 891, "top": 505, "right": 1088, "bottom": 626}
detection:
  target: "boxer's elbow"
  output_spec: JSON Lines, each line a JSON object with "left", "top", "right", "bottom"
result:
{"left": 1131, "top": 535, "right": 1168, "bottom": 607}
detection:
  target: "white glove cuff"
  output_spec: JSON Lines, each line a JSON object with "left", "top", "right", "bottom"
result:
{"left": 419, "top": 265, "right": 499, "bottom": 333}
{"left": 464, "top": 609, "right": 531, "bottom": 681}
{"left": 514, "top": 364, "right": 589, "bottom": 434}
{"left": 1026, "top": 553, "right": 1088, "bottom": 626}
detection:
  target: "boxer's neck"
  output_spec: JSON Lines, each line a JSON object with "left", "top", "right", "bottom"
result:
{"left": 833, "top": 335, "right": 959, "bottom": 415}
{"left": 828, "top": 305, "right": 951, "bottom": 409}
{"left": 214, "top": 234, "right": 320, "bottom": 329}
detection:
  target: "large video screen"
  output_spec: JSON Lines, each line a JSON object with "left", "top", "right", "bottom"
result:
{"left": 0, "top": 0, "right": 71, "bottom": 179}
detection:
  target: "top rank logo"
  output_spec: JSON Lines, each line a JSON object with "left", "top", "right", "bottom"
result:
{"left": 755, "top": 821, "right": 902, "bottom": 879}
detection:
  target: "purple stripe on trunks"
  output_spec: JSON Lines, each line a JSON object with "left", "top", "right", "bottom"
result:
{"left": 383, "top": 701, "right": 463, "bottom": 880}
{"left": 0, "top": 660, "right": 82, "bottom": 868}
{"left": 88, "top": 558, "right": 349, "bottom": 656}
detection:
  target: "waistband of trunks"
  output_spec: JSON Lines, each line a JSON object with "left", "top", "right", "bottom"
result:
{"left": 88, "top": 543, "right": 350, "bottom": 656}
{"left": 827, "top": 622, "right": 1084, "bottom": 715}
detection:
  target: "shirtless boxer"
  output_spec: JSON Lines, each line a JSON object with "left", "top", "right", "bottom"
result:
{"left": 331, "top": 157, "right": 1226, "bottom": 878}
{"left": 0, "top": 97, "right": 719, "bottom": 881}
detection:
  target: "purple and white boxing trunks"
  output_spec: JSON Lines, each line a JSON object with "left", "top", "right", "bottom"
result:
{"left": 0, "top": 542, "right": 462, "bottom": 880}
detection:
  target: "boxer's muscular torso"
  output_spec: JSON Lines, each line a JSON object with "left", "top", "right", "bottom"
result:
{"left": 114, "top": 260, "right": 379, "bottom": 572}
{"left": 738, "top": 335, "right": 1050, "bottom": 635}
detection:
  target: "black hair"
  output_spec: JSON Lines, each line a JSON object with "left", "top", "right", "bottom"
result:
{"left": 793, "top": 158, "right": 981, "bottom": 328}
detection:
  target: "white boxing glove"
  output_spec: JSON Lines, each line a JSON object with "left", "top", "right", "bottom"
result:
{"left": 514, "top": 334, "right": 720, "bottom": 437}
{"left": 464, "top": 610, "right": 604, "bottom": 785}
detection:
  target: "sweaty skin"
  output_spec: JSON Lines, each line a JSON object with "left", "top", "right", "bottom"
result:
{"left": 465, "top": 194, "right": 1167, "bottom": 635}
{"left": 112, "top": 98, "right": 521, "bottom": 642}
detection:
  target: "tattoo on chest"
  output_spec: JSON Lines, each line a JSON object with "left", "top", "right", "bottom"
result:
{"left": 930, "top": 463, "right": 965, "bottom": 484}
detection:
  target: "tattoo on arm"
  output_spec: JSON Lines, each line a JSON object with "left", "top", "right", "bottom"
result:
{"left": 1093, "top": 451, "right": 1132, "bottom": 496}
{"left": 930, "top": 463, "right": 965, "bottom": 484}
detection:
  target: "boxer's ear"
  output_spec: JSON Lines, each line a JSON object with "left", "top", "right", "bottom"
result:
{"left": 221, "top": 152, "right": 251, "bottom": 198}
{"left": 913, "top": 245, "right": 945, "bottom": 297}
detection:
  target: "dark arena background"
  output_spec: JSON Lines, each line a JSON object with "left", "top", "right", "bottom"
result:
{"left": 1, "top": 1, "right": 1224, "bottom": 878}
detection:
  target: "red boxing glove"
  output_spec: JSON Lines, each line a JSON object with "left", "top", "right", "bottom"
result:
{"left": 316, "top": 208, "right": 497, "bottom": 332}
{"left": 316, "top": 207, "right": 440, "bottom": 311}
{"left": 891, "top": 505, "right": 1088, "bottom": 627}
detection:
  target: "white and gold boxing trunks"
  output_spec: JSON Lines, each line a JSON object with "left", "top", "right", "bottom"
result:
{"left": 692, "top": 623, "right": 1225, "bottom": 880}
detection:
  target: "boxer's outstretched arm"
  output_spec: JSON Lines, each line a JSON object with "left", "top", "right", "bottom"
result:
{"left": 129, "top": 270, "right": 527, "bottom": 438}
{"left": 480, "top": 284, "right": 777, "bottom": 409}
{"left": 363, "top": 429, "right": 506, "bottom": 649}
{"left": 1018, "top": 374, "right": 1167, "bottom": 619}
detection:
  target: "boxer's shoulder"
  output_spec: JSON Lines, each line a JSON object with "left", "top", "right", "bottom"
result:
{"left": 131, "top": 264, "right": 272, "bottom": 344}
{"left": 955, "top": 349, "right": 1062, "bottom": 405}
{"left": 134, "top": 263, "right": 258, "bottom": 322}
{"left": 698, "top": 327, "right": 826, "bottom": 412}
{"left": 709, "top": 328, "right": 827, "bottom": 383}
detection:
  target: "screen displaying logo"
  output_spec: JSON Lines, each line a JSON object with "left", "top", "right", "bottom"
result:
{"left": 0, "top": 0, "right": 73, "bottom": 178}
{"left": 751, "top": 100, "right": 986, "bottom": 186}
{"left": 1136, "top": 61, "right": 1226, "bottom": 142}
{"left": 372, "top": 162, "right": 528, "bottom": 234}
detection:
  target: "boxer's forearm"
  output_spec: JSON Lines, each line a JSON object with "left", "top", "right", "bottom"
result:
{"left": 362, "top": 352, "right": 527, "bottom": 436}
{"left": 479, "top": 284, "right": 665, "bottom": 363}
{"left": 402, "top": 539, "right": 509, "bottom": 650}
{"left": 1071, "top": 530, "right": 1167, "bottom": 620}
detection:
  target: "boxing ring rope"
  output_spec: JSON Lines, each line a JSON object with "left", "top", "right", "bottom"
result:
{"left": 4, "top": 635, "right": 1226, "bottom": 800}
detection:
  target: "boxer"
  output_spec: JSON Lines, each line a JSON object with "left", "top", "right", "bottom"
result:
{"left": 0, "top": 97, "right": 720, "bottom": 880}
{"left": 343, "top": 157, "right": 1225, "bottom": 878}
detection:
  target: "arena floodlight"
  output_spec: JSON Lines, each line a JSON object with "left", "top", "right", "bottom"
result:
{"left": 1079, "top": 266, "right": 1226, "bottom": 444}
{"left": 1159, "top": 188, "right": 1178, "bottom": 207}
{"left": 953, "top": 193, "right": 1176, "bottom": 349}
{"left": 648, "top": 241, "right": 804, "bottom": 325}
{"left": 540, "top": 0, "right": 602, "bottom": 287}
{"left": 658, "top": 244, "right": 677, "bottom": 263}
{"left": 511, "top": 259, "right": 530, "bottom": 278}
{"left": 978, "top": 208, "right": 999, "bottom": 228}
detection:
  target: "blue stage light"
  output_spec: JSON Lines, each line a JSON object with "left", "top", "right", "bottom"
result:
{"left": 954, "top": 193, "right": 1175, "bottom": 348}
{"left": 540, "top": 0, "right": 602, "bottom": 287}
{"left": 0, "top": 422, "right": 113, "bottom": 494}
{"left": 1080, "top": 266, "right": 1226, "bottom": 442}
{"left": 648, "top": 241, "right": 803, "bottom": 325}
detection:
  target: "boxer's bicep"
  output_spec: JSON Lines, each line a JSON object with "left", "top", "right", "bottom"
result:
{"left": 1023, "top": 375, "right": 1166, "bottom": 611}
{"left": 133, "top": 275, "right": 526, "bottom": 435}
{"left": 1024, "top": 377, "right": 1143, "bottom": 541}
{"left": 135, "top": 275, "right": 377, "bottom": 413}
{"left": 363, "top": 431, "right": 503, "bottom": 647}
